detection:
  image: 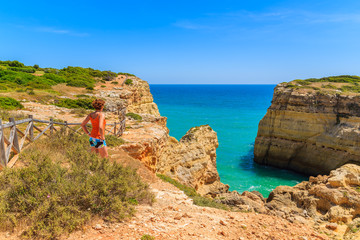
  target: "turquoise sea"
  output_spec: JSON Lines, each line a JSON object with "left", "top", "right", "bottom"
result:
{"left": 150, "top": 84, "right": 307, "bottom": 197}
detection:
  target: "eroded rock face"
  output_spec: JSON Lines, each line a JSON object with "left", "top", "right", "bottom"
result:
{"left": 266, "top": 164, "right": 360, "bottom": 230}
{"left": 97, "top": 76, "right": 160, "bottom": 116}
{"left": 120, "top": 119, "right": 169, "bottom": 172}
{"left": 216, "top": 190, "right": 267, "bottom": 213}
{"left": 254, "top": 84, "right": 360, "bottom": 175}
{"left": 122, "top": 77, "right": 160, "bottom": 116}
{"left": 157, "top": 125, "right": 229, "bottom": 196}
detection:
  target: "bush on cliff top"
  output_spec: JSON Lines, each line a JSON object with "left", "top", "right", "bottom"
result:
{"left": 0, "top": 97, "right": 24, "bottom": 110}
{"left": 294, "top": 75, "right": 360, "bottom": 84}
{"left": 0, "top": 132, "right": 154, "bottom": 239}
{"left": 126, "top": 112, "right": 142, "bottom": 121}
{"left": 54, "top": 98, "right": 94, "bottom": 109}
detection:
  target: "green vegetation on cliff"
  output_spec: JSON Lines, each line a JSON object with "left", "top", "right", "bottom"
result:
{"left": 0, "top": 97, "right": 24, "bottom": 110}
{"left": 0, "top": 60, "right": 124, "bottom": 91}
{"left": 126, "top": 112, "right": 142, "bottom": 121}
{"left": 0, "top": 132, "right": 153, "bottom": 239}
{"left": 54, "top": 98, "right": 95, "bottom": 109}
{"left": 295, "top": 75, "right": 360, "bottom": 83}
{"left": 284, "top": 75, "right": 360, "bottom": 93}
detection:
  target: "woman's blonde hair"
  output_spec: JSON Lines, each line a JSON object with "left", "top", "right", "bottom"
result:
{"left": 92, "top": 99, "right": 105, "bottom": 110}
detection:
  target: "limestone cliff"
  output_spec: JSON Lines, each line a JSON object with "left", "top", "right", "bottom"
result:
{"left": 122, "top": 76, "right": 160, "bottom": 116}
{"left": 97, "top": 76, "right": 160, "bottom": 116}
{"left": 156, "top": 125, "right": 229, "bottom": 196}
{"left": 254, "top": 83, "right": 360, "bottom": 175}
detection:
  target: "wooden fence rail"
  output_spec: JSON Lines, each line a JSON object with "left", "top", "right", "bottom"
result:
{"left": 0, "top": 115, "right": 126, "bottom": 168}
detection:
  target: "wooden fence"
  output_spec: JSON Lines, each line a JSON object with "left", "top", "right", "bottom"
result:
{"left": 0, "top": 115, "right": 126, "bottom": 168}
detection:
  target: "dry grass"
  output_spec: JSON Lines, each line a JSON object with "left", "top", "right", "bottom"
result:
{"left": 0, "top": 131, "right": 154, "bottom": 239}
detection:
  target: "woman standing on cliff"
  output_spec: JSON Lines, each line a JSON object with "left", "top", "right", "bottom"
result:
{"left": 81, "top": 99, "right": 108, "bottom": 158}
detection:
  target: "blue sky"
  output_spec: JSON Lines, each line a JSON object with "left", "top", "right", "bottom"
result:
{"left": 1, "top": 0, "right": 360, "bottom": 84}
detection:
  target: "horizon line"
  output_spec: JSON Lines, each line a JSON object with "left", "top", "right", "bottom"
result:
{"left": 148, "top": 83, "right": 278, "bottom": 85}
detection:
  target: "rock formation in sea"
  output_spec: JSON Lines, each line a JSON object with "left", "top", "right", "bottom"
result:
{"left": 101, "top": 76, "right": 228, "bottom": 196}
{"left": 157, "top": 125, "right": 229, "bottom": 196}
{"left": 254, "top": 83, "right": 360, "bottom": 175}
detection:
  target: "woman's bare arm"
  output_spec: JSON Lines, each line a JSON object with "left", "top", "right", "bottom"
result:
{"left": 99, "top": 113, "right": 105, "bottom": 140}
{"left": 81, "top": 114, "right": 91, "bottom": 136}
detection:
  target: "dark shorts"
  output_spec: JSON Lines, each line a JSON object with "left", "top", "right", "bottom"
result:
{"left": 89, "top": 137, "right": 107, "bottom": 149}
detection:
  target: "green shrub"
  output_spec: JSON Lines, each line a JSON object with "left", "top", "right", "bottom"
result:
{"left": 105, "top": 135, "right": 126, "bottom": 147}
{"left": 321, "top": 84, "right": 337, "bottom": 89}
{"left": 0, "top": 84, "right": 7, "bottom": 91}
{"left": 126, "top": 112, "right": 142, "bottom": 121}
{"left": 0, "top": 97, "right": 24, "bottom": 110}
{"left": 8, "top": 67, "right": 36, "bottom": 73}
{"left": 101, "top": 85, "right": 106, "bottom": 88}
{"left": 157, "top": 174, "right": 229, "bottom": 210}
{"left": 141, "top": 234, "right": 155, "bottom": 240}
{"left": 118, "top": 72, "right": 135, "bottom": 77}
{"left": 125, "top": 79, "right": 133, "bottom": 85}
{"left": 340, "top": 85, "right": 360, "bottom": 93}
{"left": 111, "top": 81, "right": 119, "bottom": 84}
{"left": 294, "top": 80, "right": 311, "bottom": 86}
{"left": 55, "top": 98, "right": 94, "bottom": 109}
{"left": 0, "top": 60, "right": 25, "bottom": 67}
{"left": 75, "top": 94, "right": 90, "bottom": 98}
{"left": 0, "top": 132, "right": 154, "bottom": 239}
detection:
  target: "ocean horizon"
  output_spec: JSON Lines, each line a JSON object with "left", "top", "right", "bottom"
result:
{"left": 150, "top": 84, "right": 307, "bottom": 197}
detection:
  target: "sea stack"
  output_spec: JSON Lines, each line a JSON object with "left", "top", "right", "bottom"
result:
{"left": 254, "top": 79, "right": 360, "bottom": 175}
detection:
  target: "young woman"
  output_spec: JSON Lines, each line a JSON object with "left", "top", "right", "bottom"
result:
{"left": 81, "top": 99, "right": 108, "bottom": 158}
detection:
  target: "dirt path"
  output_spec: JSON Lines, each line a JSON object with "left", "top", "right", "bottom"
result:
{"left": 65, "top": 151, "right": 329, "bottom": 240}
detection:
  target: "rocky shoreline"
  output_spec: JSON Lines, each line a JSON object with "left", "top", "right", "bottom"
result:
{"left": 107, "top": 77, "right": 360, "bottom": 239}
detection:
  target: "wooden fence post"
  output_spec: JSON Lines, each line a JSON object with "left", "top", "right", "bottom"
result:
{"left": 114, "top": 122, "right": 117, "bottom": 135}
{"left": 64, "top": 121, "right": 68, "bottom": 135}
{"left": 5, "top": 118, "right": 20, "bottom": 166}
{"left": 0, "top": 119, "right": 6, "bottom": 166}
{"left": 29, "top": 115, "right": 34, "bottom": 141}
{"left": 50, "top": 118, "right": 54, "bottom": 135}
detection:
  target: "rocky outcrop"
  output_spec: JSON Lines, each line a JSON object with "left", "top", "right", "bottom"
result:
{"left": 157, "top": 125, "right": 229, "bottom": 196}
{"left": 266, "top": 163, "right": 360, "bottom": 239}
{"left": 97, "top": 76, "right": 160, "bottom": 117}
{"left": 216, "top": 190, "right": 267, "bottom": 213}
{"left": 120, "top": 119, "right": 169, "bottom": 172}
{"left": 254, "top": 84, "right": 360, "bottom": 175}
{"left": 121, "top": 77, "right": 160, "bottom": 116}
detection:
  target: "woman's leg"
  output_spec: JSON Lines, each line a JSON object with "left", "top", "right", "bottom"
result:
{"left": 90, "top": 147, "right": 99, "bottom": 154}
{"left": 98, "top": 146, "right": 108, "bottom": 158}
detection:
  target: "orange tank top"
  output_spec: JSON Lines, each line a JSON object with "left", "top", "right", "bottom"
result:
{"left": 90, "top": 113, "right": 106, "bottom": 139}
